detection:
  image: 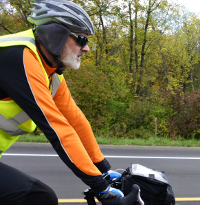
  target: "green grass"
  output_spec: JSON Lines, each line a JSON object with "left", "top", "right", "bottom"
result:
{"left": 17, "top": 133, "right": 200, "bottom": 147}
{"left": 17, "top": 134, "right": 49, "bottom": 143}
{"left": 96, "top": 136, "right": 200, "bottom": 147}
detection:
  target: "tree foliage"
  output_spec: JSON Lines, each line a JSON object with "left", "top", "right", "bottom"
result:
{"left": 1, "top": 0, "right": 200, "bottom": 138}
{"left": 0, "top": 0, "right": 32, "bottom": 34}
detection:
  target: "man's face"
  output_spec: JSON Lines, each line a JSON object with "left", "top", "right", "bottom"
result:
{"left": 60, "top": 33, "right": 90, "bottom": 69}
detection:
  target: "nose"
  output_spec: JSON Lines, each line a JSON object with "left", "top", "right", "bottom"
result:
{"left": 81, "top": 44, "right": 90, "bottom": 52}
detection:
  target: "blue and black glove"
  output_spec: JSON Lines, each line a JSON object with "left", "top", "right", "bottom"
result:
{"left": 97, "top": 185, "right": 124, "bottom": 200}
{"left": 103, "top": 170, "right": 122, "bottom": 180}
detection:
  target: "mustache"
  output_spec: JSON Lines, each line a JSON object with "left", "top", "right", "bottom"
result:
{"left": 77, "top": 51, "right": 84, "bottom": 57}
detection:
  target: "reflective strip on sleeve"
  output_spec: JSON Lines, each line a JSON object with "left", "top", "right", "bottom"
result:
{"left": 0, "top": 113, "right": 29, "bottom": 136}
{"left": 7, "top": 111, "right": 31, "bottom": 126}
{"left": 51, "top": 74, "right": 62, "bottom": 98}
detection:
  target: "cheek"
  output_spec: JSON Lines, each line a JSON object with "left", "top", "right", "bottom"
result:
{"left": 73, "top": 48, "right": 80, "bottom": 55}
{"left": 65, "top": 37, "right": 81, "bottom": 54}
{"left": 66, "top": 48, "right": 80, "bottom": 57}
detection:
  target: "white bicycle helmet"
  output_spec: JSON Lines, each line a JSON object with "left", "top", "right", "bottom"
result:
{"left": 28, "top": 0, "right": 94, "bottom": 35}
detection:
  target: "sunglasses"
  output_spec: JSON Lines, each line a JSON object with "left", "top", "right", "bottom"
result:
{"left": 70, "top": 32, "right": 96, "bottom": 50}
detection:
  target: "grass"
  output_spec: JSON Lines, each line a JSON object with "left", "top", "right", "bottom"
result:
{"left": 17, "top": 134, "right": 49, "bottom": 143}
{"left": 17, "top": 133, "right": 200, "bottom": 147}
{"left": 96, "top": 136, "right": 200, "bottom": 147}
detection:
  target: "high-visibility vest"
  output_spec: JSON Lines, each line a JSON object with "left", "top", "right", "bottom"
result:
{"left": 0, "top": 29, "right": 63, "bottom": 155}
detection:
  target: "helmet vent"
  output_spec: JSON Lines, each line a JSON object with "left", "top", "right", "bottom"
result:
{"left": 34, "top": 5, "right": 42, "bottom": 10}
{"left": 36, "top": 11, "right": 48, "bottom": 16}
{"left": 61, "top": 17, "right": 78, "bottom": 26}
{"left": 64, "top": 4, "right": 80, "bottom": 15}
{"left": 46, "top": 4, "right": 66, "bottom": 12}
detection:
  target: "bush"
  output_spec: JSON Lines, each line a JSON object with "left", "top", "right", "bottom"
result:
{"left": 166, "top": 89, "right": 200, "bottom": 138}
{"left": 106, "top": 98, "right": 153, "bottom": 138}
{"left": 64, "top": 64, "right": 114, "bottom": 130}
{"left": 147, "top": 94, "right": 172, "bottom": 137}
{"left": 64, "top": 63, "right": 132, "bottom": 131}
{"left": 63, "top": 66, "right": 172, "bottom": 138}
{"left": 64, "top": 64, "right": 156, "bottom": 137}
{"left": 64, "top": 64, "right": 200, "bottom": 139}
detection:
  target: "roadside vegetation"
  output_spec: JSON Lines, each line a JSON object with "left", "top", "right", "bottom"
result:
{"left": 17, "top": 133, "right": 200, "bottom": 147}
{"left": 2, "top": 0, "right": 200, "bottom": 145}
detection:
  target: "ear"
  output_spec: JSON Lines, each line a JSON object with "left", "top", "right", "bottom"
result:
{"left": 35, "top": 23, "right": 71, "bottom": 56}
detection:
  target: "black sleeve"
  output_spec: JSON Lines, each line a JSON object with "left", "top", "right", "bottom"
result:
{"left": 94, "top": 159, "right": 111, "bottom": 173}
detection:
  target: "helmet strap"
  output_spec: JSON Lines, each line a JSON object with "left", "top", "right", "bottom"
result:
{"left": 54, "top": 56, "right": 65, "bottom": 75}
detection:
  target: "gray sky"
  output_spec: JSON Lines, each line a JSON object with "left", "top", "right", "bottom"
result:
{"left": 170, "top": 0, "right": 200, "bottom": 17}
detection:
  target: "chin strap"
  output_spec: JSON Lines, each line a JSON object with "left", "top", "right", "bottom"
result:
{"left": 54, "top": 56, "right": 66, "bottom": 75}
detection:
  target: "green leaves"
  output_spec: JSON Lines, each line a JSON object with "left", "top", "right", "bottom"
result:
{"left": 0, "top": 0, "right": 33, "bottom": 34}
{"left": 167, "top": 89, "right": 200, "bottom": 138}
{"left": 2, "top": 0, "right": 200, "bottom": 138}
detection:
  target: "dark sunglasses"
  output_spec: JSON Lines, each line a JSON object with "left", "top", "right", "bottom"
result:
{"left": 70, "top": 32, "right": 96, "bottom": 50}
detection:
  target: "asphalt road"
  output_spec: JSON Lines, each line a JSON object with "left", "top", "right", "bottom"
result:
{"left": 1, "top": 143, "right": 200, "bottom": 205}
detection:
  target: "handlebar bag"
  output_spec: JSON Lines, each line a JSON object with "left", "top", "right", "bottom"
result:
{"left": 121, "top": 164, "right": 175, "bottom": 205}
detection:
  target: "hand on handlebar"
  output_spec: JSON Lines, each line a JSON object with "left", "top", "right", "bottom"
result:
{"left": 97, "top": 185, "right": 124, "bottom": 200}
{"left": 100, "top": 184, "right": 144, "bottom": 205}
{"left": 103, "top": 170, "right": 122, "bottom": 180}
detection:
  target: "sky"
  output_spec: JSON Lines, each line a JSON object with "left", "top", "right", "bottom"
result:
{"left": 170, "top": 0, "right": 200, "bottom": 17}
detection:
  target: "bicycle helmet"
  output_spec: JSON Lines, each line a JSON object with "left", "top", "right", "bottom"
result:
{"left": 28, "top": 0, "right": 94, "bottom": 35}
{"left": 28, "top": 0, "right": 95, "bottom": 74}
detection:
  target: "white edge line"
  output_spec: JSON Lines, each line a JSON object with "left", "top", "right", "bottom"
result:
{"left": 3, "top": 154, "right": 200, "bottom": 160}
{"left": 3, "top": 154, "right": 58, "bottom": 157}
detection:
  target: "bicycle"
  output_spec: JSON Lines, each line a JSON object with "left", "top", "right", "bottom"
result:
{"left": 83, "top": 169, "right": 144, "bottom": 205}
{"left": 83, "top": 164, "right": 175, "bottom": 205}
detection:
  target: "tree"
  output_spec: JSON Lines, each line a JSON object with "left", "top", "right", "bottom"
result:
{"left": 0, "top": 0, "right": 32, "bottom": 34}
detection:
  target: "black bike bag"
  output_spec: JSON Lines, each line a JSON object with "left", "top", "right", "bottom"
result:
{"left": 121, "top": 164, "right": 175, "bottom": 205}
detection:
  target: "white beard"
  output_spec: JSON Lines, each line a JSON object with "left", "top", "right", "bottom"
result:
{"left": 60, "top": 44, "right": 83, "bottom": 70}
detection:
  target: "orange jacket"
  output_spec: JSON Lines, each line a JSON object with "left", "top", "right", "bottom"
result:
{"left": 0, "top": 43, "right": 110, "bottom": 192}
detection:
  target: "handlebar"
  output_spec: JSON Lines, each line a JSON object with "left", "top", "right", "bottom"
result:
{"left": 101, "top": 184, "right": 144, "bottom": 205}
{"left": 83, "top": 184, "right": 144, "bottom": 205}
{"left": 83, "top": 188, "right": 96, "bottom": 205}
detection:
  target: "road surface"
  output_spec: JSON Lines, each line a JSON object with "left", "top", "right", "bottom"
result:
{"left": 2, "top": 143, "right": 200, "bottom": 204}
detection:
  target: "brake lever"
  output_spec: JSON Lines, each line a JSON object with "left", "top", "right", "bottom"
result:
{"left": 83, "top": 188, "right": 96, "bottom": 205}
{"left": 137, "top": 188, "right": 145, "bottom": 205}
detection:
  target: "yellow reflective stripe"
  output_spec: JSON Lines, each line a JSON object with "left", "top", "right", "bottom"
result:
{"left": 0, "top": 29, "right": 49, "bottom": 87}
{"left": 0, "top": 29, "right": 62, "bottom": 137}
{"left": 0, "top": 130, "right": 20, "bottom": 156}
{"left": 18, "top": 119, "right": 36, "bottom": 133}
{"left": 0, "top": 29, "right": 34, "bottom": 39}
{"left": 0, "top": 100, "right": 23, "bottom": 119}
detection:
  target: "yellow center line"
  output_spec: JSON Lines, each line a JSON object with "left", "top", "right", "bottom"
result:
{"left": 58, "top": 198, "right": 200, "bottom": 203}
{"left": 58, "top": 199, "right": 88, "bottom": 203}
{"left": 58, "top": 199, "right": 98, "bottom": 203}
{"left": 176, "top": 198, "right": 200, "bottom": 201}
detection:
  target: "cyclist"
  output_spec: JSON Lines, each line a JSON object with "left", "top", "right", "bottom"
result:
{"left": 0, "top": 0, "right": 123, "bottom": 204}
